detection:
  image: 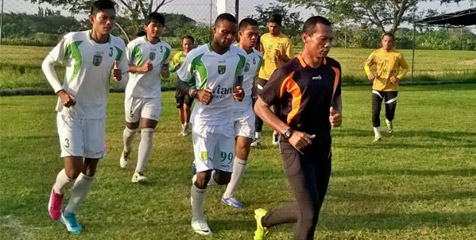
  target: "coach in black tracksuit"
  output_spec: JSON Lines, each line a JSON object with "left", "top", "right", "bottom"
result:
{"left": 254, "top": 16, "right": 342, "bottom": 240}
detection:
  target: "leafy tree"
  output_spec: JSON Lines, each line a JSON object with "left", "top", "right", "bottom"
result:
{"left": 29, "top": 0, "right": 177, "bottom": 41}
{"left": 249, "top": 3, "right": 304, "bottom": 40}
{"left": 278, "top": 0, "right": 476, "bottom": 34}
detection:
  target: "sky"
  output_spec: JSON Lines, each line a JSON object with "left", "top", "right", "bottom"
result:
{"left": 2, "top": 0, "right": 475, "bottom": 29}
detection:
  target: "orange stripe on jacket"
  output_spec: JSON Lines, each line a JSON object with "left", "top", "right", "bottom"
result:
{"left": 331, "top": 66, "right": 340, "bottom": 102}
{"left": 278, "top": 72, "right": 302, "bottom": 124}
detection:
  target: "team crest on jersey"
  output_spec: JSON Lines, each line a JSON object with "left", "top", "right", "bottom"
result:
{"left": 200, "top": 151, "right": 208, "bottom": 161}
{"left": 244, "top": 62, "right": 250, "bottom": 72}
{"left": 149, "top": 52, "right": 156, "bottom": 61}
{"left": 92, "top": 52, "right": 103, "bottom": 66}
{"left": 218, "top": 65, "right": 226, "bottom": 75}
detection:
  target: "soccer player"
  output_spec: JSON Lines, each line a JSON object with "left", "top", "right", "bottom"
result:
{"left": 364, "top": 33, "right": 408, "bottom": 142}
{"left": 177, "top": 13, "right": 245, "bottom": 235}
{"left": 252, "top": 13, "right": 294, "bottom": 147}
{"left": 119, "top": 12, "right": 171, "bottom": 183}
{"left": 253, "top": 16, "right": 342, "bottom": 240}
{"left": 42, "top": 0, "right": 127, "bottom": 233}
{"left": 170, "top": 35, "right": 195, "bottom": 136}
{"left": 221, "top": 18, "right": 262, "bottom": 209}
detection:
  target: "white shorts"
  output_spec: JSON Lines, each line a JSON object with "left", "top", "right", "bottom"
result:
{"left": 234, "top": 105, "right": 255, "bottom": 139}
{"left": 125, "top": 96, "right": 161, "bottom": 123}
{"left": 56, "top": 113, "right": 105, "bottom": 159}
{"left": 192, "top": 122, "right": 235, "bottom": 173}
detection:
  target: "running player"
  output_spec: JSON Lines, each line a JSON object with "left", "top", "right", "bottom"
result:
{"left": 119, "top": 12, "right": 171, "bottom": 183}
{"left": 364, "top": 32, "right": 408, "bottom": 142}
{"left": 221, "top": 18, "right": 262, "bottom": 209}
{"left": 252, "top": 14, "right": 294, "bottom": 147}
{"left": 253, "top": 16, "right": 342, "bottom": 240}
{"left": 170, "top": 35, "right": 195, "bottom": 136}
{"left": 177, "top": 13, "right": 245, "bottom": 235}
{"left": 43, "top": 0, "right": 127, "bottom": 233}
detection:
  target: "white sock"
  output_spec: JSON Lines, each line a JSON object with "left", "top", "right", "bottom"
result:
{"left": 373, "top": 127, "right": 382, "bottom": 138}
{"left": 123, "top": 127, "right": 138, "bottom": 153}
{"left": 53, "top": 169, "right": 73, "bottom": 195}
{"left": 207, "top": 170, "right": 218, "bottom": 186}
{"left": 64, "top": 173, "right": 94, "bottom": 215}
{"left": 136, "top": 128, "right": 154, "bottom": 173}
{"left": 191, "top": 184, "right": 206, "bottom": 221}
{"left": 223, "top": 157, "right": 247, "bottom": 199}
{"left": 254, "top": 132, "right": 261, "bottom": 140}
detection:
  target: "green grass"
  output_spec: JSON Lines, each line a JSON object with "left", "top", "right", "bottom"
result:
{"left": 1, "top": 45, "right": 475, "bottom": 90}
{"left": 1, "top": 84, "right": 475, "bottom": 239}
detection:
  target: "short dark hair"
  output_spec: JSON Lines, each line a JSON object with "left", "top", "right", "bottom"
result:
{"left": 269, "top": 14, "right": 282, "bottom": 26}
{"left": 146, "top": 12, "right": 165, "bottom": 26}
{"left": 183, "top": 35, "right": 194, "bottom": 43}
{"left": 215, "top": 13, "right": 237, "bottom": 26}
{"left": 90, "top": 0, "right": 116, "bottom": 16}
{"left": 239, "top": 18, "right": 258, "bottom": 30}
{"left": 382, "top": 32, "right": 394, "bottom": 40}
{"left": 302, "top": 16, "right": 332, "bottom": 35}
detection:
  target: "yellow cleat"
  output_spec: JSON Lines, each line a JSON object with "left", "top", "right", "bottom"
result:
{"left": 254, "top": 208, "right": 268, "bottom": 240}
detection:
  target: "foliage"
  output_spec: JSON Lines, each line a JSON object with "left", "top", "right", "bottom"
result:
{"left": 277, "top": 0, "right": 476, "bottom": 34}
{"left": 29, "top": 0, "right": 177, "bottom": 41}
{"left": 249, "top": 3, "right": 304, "bottom": 39}
{"left": 1, "top": 85, "right": 476, "bottom": 239}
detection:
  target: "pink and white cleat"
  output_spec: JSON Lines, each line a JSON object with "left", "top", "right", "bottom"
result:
{"left": 48, "top": 187, "right": 63, "bottom": 220}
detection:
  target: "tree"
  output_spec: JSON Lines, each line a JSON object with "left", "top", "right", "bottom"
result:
{"left": 278, "top": 0, "right": 476, "bottom": 34}
{"left": 29, "top": 0, "right": 176, "bottom": 41}
{"left": 250, "top": 4, "right": 304, "bottom": 40}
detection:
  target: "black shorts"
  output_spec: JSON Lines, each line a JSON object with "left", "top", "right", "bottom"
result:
{"left": 175, "top": 89, "right": 194, "bottom": 108}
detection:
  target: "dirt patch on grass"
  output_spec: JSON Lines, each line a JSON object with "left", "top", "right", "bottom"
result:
{"left": 461, "top": 59, "right": 476, "bottom": 65}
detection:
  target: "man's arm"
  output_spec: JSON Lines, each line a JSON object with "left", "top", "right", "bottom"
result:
{"left": 329, "top": 95, "right": 342, "bottom": 128}
{"left": 364, "top": 53, "right": 375, "bottom": 80}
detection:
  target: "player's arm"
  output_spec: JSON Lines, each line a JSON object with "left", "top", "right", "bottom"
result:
{"left": 177, "top": 52, "right": 213, "bottom": 105}
{"left": 169, "top": 53, "right": 180, "bottom": 73}
{"left": 279, "top": 38, "right": 294, "bottom": 63}
{"left": 128, "top": 60, "right": 153, "bottom": 74}
{"left": 396, "top": 54, "right": 409, "bottom": 80}
{"left": 364, "top": 52, "right": 375, "bottom": 80}
{"left": 42, "top": 38, "right": 76, "bottom": 107}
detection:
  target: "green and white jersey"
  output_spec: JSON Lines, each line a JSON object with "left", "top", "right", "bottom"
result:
{"left": 44, "top": 30, "right": 128, "bottom": 119}
{"left": 125, "top": 36, "right": 171, "bottom": 98}
{"left": 178, "top": 44, "right": 246, "bottom": 125}
{"left": 236, "top": 48, "right": 262, "bottom": 112}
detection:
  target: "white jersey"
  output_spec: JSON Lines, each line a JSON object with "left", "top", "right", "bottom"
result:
{"left": 44, "top": 30, "right": 128, "bottom": 119}
{"left": 125, "top": 36, "right": 171, "bottom": 98}
{"left": 235, "top": 48, "right": 262, "bottom": 112}
{"left": 178, "top": 44, "right": 246, "bottom": 125}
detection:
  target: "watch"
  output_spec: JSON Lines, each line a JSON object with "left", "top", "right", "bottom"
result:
{"left": 283, "top": 128, "right": 293, "bottom": 140}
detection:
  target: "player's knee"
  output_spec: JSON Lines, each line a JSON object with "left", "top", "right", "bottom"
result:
{"left": 126, "top": 122, "right": 140, "bottom": 130}
{"left": 214, "top": 171, "right": 231, "bottom": 185}
{"left": 194, "top": 172, "right": 211, "bottom": 189}
{"left": 65, "top": 168, "right": 82, "bottom": 179}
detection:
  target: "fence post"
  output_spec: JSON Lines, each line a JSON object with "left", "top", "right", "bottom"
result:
{"left": 0, "top": 0, "right": 4, "bottom": 45}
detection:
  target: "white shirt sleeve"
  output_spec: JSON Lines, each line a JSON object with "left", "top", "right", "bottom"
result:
{"left": 41, "top": 37, "right": 68, "bottom": 93}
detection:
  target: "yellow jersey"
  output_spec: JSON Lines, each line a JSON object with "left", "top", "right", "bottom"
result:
{"left": 169, "top": 51, "right": 186, "bottom": 72}
{"left": 258, "top": 33, "right": 294, "bottom": 80}
{"left": 364, "top": 48, "right": 408, "bottom": 91}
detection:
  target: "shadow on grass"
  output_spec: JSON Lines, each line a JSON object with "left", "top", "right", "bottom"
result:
{"left": 330, "top": 190, "right": 476, "bottom": 202}
{"left": 321, "top": 211, "right": 476, "bottom": 230}
{"left": 333, "top": 168, "right": 476, "bottom": 178}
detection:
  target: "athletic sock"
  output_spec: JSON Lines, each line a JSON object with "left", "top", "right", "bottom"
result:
{"left": 254, "top": 131, "right": 261, "bottom": 140}
{"left": 123, "top": 127, "right": 138, "bottom": 153}
{"left": 64, "top": 173, "right": 94, "bottom": 215}
{"left": 191, "top": 184, "right": 206, "bottom": 221}
{"left": 136, "top": 128, "right": 154, "bottom": 173}
{"left": 207, "top": 170, "right": 218, "bottom": 186}
{"left": 373, "top": 127, "right": 382, "bottom": 138}
{"left": 223, "top": 157, "right": 247, "bottom": 199}
{"left": 53, "top": 169, "right": 73, "bottom": 195}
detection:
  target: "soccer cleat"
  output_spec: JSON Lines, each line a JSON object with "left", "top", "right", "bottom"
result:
{"left": 222, "top": 197, "right": 243, "bottom": 208}
{"left": 119, "top": 151, "right": 129, "bottom": 169}
{"left": 272, "top": 131, "right": 279, "bottom": 145}
{"left": 48, "top": 187, "right": 63, "bottom": 220}
{"left": 60, "top": 213, "right": 82, "bottom": 233}
{"left": 191, "top": 218, "right": 212, "bottom": 236}
{"left": 386, "top": 119, "right": 393, "bottom": 134}
{"left": 254, "top": 208, "right": 268, "bottom": 240}
{"left": 250, "top": 138, "right": 261, "bottom": 147}
{"left": 131, "top": 171, "right": 147, "bottom": 183}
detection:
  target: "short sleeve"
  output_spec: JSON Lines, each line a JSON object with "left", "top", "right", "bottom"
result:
{"left": 259, "top": 68, "right": 291, "bottom": 106}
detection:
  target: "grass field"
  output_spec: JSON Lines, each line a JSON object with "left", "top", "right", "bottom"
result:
{"left": 1, "top": 45, "right": 475, "bottom": 90}
{"left": 1, "top": 84, "right": 475, "bottom": 239}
